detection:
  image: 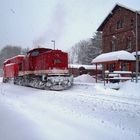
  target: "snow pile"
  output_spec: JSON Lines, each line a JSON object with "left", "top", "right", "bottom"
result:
{"left": 74, "top": 74, "right": 96, "bottom": 83}
{"left": 94, "top": 81, "right": 140, "bottom": 99}
{"left": 119, "top": 81, "right": 140, "bottom": 98}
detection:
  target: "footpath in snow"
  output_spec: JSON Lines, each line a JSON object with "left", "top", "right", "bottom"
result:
{"left": 0, "top": 75, "right": 140, "bottom": 140}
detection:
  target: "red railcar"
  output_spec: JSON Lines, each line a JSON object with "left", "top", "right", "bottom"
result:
{"left": 3, "top": 63, "right": 18, "bottom": 78}
{"left": 3, "top": 48, "right": 73, "bottom": 90}
{"left": 3, "top": 55, "right": 25, "bottom": 79}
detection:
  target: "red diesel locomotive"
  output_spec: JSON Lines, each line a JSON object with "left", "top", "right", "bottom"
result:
{"left": 3, "top": 47, "right": 73, "bottom": 90}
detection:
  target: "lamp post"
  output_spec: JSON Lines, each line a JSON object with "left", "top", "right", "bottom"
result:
{"left": 135, "top": 11, "right": 139, "bottom": 83}
{"left": 51, "top": 40, "right": 55, "bottom": 50}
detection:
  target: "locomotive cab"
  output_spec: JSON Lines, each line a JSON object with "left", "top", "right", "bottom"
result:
{"left": 3, "top": 55, "right": 25, "bottom": 83}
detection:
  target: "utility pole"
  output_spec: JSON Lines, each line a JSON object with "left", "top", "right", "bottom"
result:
{"left": 51, "top": 40, "right": 55, "bottom": 50}
{"left": 135, "top": 11, "right": 139, "bottom": 83}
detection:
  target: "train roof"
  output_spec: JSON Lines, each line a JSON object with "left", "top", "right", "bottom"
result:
{"left": 4, "top": 55, "right": 25, "bottom": 64}
{"left": 27, "top": 48, "right": 52, "bottom": 54}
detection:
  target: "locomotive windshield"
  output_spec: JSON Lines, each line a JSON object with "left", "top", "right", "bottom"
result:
{"left": 30, "top": 50, "right": 39, "bottom": 56}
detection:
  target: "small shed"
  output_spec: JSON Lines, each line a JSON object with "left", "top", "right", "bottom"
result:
{"left": 69, "top": 64, "right": 102, "bottom": 77}
{"left": 91, "top": 50, "right": 136, "bottom": 82}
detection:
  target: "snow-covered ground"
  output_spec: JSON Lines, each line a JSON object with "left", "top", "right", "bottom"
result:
{"left": 0, "top": 75, "right": 140, "bottom": 140}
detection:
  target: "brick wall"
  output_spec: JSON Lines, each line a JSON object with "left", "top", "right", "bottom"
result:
{"left": 102, "top": 7, "right": 140, "bottom": 53}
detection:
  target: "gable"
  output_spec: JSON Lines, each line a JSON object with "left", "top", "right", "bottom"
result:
{"left": 97, "top": 4, "right": 139, "bottom": 31}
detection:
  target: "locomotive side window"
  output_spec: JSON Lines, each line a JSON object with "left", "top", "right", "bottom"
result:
{"left": 54, "top": 59, "right": 61, "bottom": 64}
{"left": 30, "top": 50, "right": 39, "bottom": 56}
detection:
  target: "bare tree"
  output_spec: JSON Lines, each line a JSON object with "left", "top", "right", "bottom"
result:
{"left": 0, "top": 45, "right": 22, "bottom": 68}
{"left": 21, "top": 47, "right": 30, "bottom": 55}
{"left": 69, "top": 31, "right": 102, "bottom": 64}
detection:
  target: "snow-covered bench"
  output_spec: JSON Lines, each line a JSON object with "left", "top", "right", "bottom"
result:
{"left": 104, "top": 70, "right": 134, "bottom": 83}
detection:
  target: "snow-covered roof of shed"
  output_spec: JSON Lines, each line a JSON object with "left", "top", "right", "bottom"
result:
{"left": 132, "top": 51, "right": 140, "bottom": 56}
{"left": 69, "top": 64, "right": 102, "bottom": 70}
{"left": 92, "top": 50, "right": 136, "bottom": 64}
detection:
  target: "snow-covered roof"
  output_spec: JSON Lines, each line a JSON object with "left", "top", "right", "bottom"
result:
{"left": 132, "top": 51, "right": 140, "bottom": 56}
{"left": 69, "top": 64, "right": 102, "bottom": 70}
{"left": 92, "top": 50, "right": 136, "bottom": 64}
{"left": 4, "top": 55, "right": 25, "bottom": 63}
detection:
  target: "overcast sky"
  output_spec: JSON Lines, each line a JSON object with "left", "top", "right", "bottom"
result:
{"left": 0, "top": 0, "right": 140, "bottom": 51}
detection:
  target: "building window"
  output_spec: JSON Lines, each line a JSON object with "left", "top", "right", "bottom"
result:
{"left": 111, "top": 36, "right": 117, "bottom": 51}
{"left": 109, "top": 26, "right": 113, "bottom": 32}
{"left": 110, "top": 64, "right": 115, "bottom": 72}
{"left": 126, "top": 36, "right": 132, "bottom": 49}
{"left": 130, "top": 18, "right": 134, "bottom": 28}
{"left": 121, "top": 63, "right": 128, "bottom": 71}
{"left": 111, "top": 40, "right": 116, "bottom": 51}
{"left": 116, "top": 19, "right": 124, "bottom": 29}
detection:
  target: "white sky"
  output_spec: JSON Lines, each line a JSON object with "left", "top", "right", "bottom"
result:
{"left": 0, "top": 0, "right": 140, "bottom": 51}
